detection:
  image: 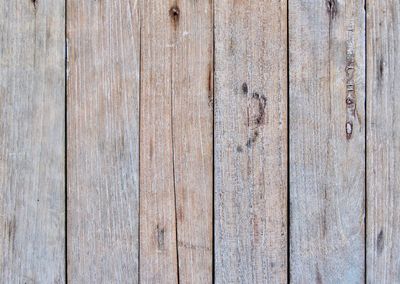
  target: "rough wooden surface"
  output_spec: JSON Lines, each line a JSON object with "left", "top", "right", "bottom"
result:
{"left": 0, "top": 0, "right": 65, "bottom": 283}
{"left": 367, "top": 0, "right": 400, "bottom": 282}
{"left": 4, "top": 0, "right": 400, "bottom": 282}
{"left": 140, "top": 1, "right": 213, "bottom": 283}
{"left": 289, "top": 0, "right": 365, "bottom": 282}
{"left": 214, "top": 1, "right": 288, "bottom": 282}
{"left": 67, "top": 0, "right": 140, "bottom": 282}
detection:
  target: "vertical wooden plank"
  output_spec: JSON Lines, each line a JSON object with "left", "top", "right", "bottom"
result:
{"left": 67, "top": 0, "right": 140, "bottom": 282}
{"left": 367, "top": 1, "right": 400, "bottom": 282}
{"left": 140, "top": 0, "right": 213, "bottom": 283}
{"left": 289, "top": 0, "right": 365, "bottom": 282}
{"left": 0, "top": 0, "right": 65, "bottom": 282}
{"left": 170, "top": 1, "right": 213, "bottom": 282}
{"left": 214, "top": 1, "right": 288, "bottom": 282}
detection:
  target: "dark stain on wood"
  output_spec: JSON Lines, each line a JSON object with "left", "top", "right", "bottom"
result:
{"left": 242, "top": 83, "right": 248, "bottom": 94}
{"left": 7, "top": 216, "right": 16, "bottom": 252}
{"left": 377, "top": 230, "right": 384, "bottom": 255}
{"left": 246, "top": 130, "right": 259, "bottom": 148}
{"left": 156, "top": 225, "right": 165, "bottom": 250}
{"left": 252, "top": 92, "right": 267, "bottom": 126}
{"left": 378, "top": 57, "right": 384, "bottom": 81}
{"left": 242, "top": 90, "right": 268, "bottom": 148}
{"left": 31, "top": 0, "right": 37, "bottom": 9}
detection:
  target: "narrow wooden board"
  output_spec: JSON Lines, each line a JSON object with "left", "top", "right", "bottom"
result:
{"left": 367, "top": 1, "right": 400, "bottom": 282}
{"left": 0, "top": 0, "right": 65, "bottom": 282}
{"left": 289, "top": 0, "right": 365, "bottom": 282}
{"left": 67, "top": 0, "right": 140, "bottom": 282}
{"left": 214, "top": 1, "right": 288, "bottom": 282}
{"left": 140, "top": 1, "right": 213, "bottom": 283}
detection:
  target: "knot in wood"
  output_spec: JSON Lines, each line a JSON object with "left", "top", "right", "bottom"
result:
{"left": 346, "top": 98, "right": 354, "bottom": 105}
{"left": 326, "top": 0, "right": 337, "bottom": 19}
{"left": 169, "top": 6, "right": 180, "bottom": 21}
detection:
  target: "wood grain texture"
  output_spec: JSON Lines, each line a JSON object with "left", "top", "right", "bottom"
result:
{"left": 289, "top": 0, "right": 365, "bottom": 282}
{"left": 140, "top": 1, "right": 213, "bottom": 283}
{"left": 214, "top": 1, "right": 288, "bottom": 282}
{"left": 367, "top": 1, "right": 400, "bottom": 282}
{"left": 0, "top": 0, "right": 65, "bottom": 283}
{"left": 67, "top": 0, "right": 140, "bottom": 282}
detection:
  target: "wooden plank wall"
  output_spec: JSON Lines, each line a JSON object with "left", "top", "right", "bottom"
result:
{"left": 1, "top": 0, "right": 400, "bottom": 283}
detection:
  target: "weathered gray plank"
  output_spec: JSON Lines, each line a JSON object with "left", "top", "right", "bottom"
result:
{"left": 367, "top": 1, "right": 400, "bottom": 282}
{"left": 67, "top": 0, "right": 140, "bottom": 282}
{"left": 214, "top": 0, "right": 288, "bottom": 282}
{"left": 289, "top": 0, "right": 365, "bottom": 282}
{"left": 0, "top": 0, "right": 65, "bottom": 282}
{"left": 140, "top": 1, "right": 213, "bottom": 283}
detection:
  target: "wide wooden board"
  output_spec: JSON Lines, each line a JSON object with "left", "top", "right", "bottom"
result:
{"left": 67, "top": 0, "right": 140, "bottom": 282}
{"left": 289, "top": 0, "right": 365, "bottom": 282}
{"left": 140, "top": 0, "right": 213, "bottom": 283}
{"left": 214, "top": 1, "right": 288, "bottom": 282}
{"left": 0, "top": 0, "right": 65, "bottom": 282}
